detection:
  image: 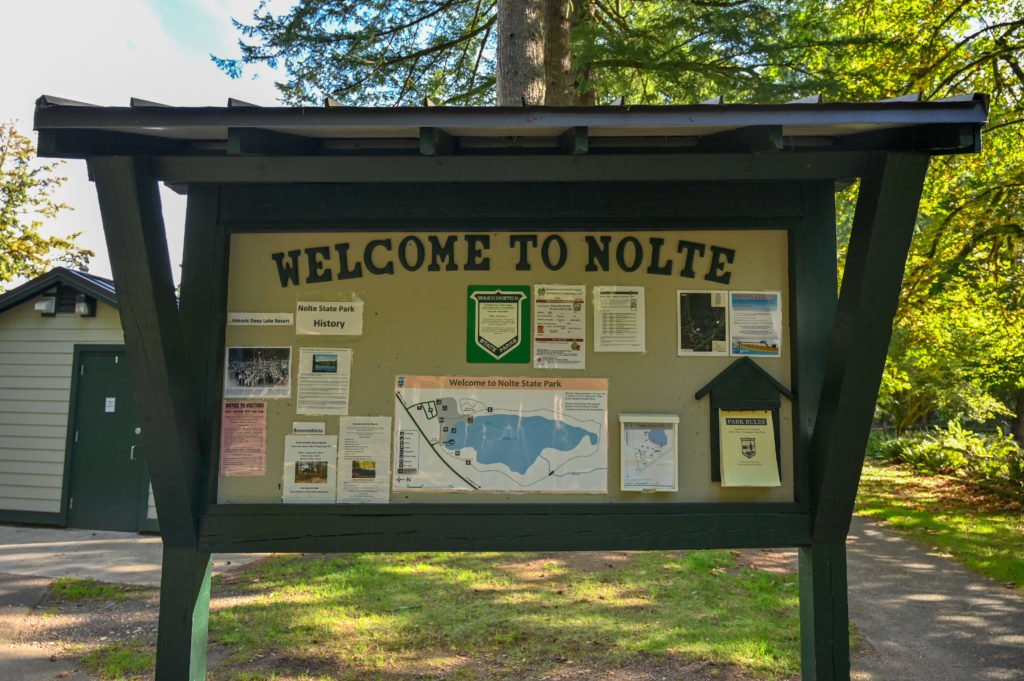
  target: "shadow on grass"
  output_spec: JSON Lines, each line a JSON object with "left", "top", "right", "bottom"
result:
{"left": 206, "top": 550, "right": 800, "bottom": 681}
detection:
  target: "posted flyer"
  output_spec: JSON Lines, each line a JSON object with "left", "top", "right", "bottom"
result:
{"left": 296, "top": 347, "right": 352, "bottom": 415}
{"left": 718, "top": 409, "right": 781, "bottom": 487}
{"left": 729, "top": 292, "right": 782, "bottom": 357}
{"left": 282, "top": 434, "right": 338, "bottom": 502}
{"left": 223, "top": 346, "right": 292, "bottom": 399}
{"left": 219, "top": 401, "right": 267, "bottom": 476}
{"left": 593, "top": 286, "right": 645, "bottom": 352}
{"left": 338, "top": 416, "right": 392, "bottom": 503}
{"left": 533, "top": 284, "right": 586, "bottom": 369}
{"left": 677, "top": 290, "right": 728, "bottom": 356}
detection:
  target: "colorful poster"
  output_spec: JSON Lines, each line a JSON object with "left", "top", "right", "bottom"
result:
{"left": 394, "top": 375, "right": 608, "bottom": 493}
{"left": 729, "top": 292, "right": 782, "bottom": 357}
{"left": 466, "top": 286, "right": 531, "bottom": 363}
{"left": 224, "top": 347, "right": 292, "bottom": 399}
{"left": 219, "top": 401, "right": 267, "bottom": 476}
{"left": 338, "top": 416, "right": 392, "bottom": 503}
{"left": 593, "top": 286, "right": 645, "bottom": 352}
{"left": 533, "top": 284, "right": 586, "bottom": 369}
{"left": 296, "top": 347, "right": 352, "bottom": 415}
{"left": 282, "top": 434, "right": 338, "bottom": 502}
{"left": 677, "top": 290, "right": 728, "bottom": 356}
{"left": 719, "top": 410, "right": 781, "bottom": 487}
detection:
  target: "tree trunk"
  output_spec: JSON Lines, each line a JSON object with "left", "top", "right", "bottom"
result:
{"left": 1013, "top": 388, "right": 1024, "bottom": 448}
{"left": 496, "top": 0, "right": 546, "bottom": 105}
{"left": 543, "top": 0, "right": 573, "bottom": 105}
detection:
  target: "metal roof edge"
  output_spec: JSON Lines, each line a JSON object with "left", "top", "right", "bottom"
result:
{"left": 0, "top": 267, "right": 118, "bottom": 316}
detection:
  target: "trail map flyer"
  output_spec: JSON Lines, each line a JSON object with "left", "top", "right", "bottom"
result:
{"left": 719, "top": 410, "right": 781, "bottom": 487}
{"left": 393, "top": 375, "right": 608, "bottom": 493}
{"left": 219, "top": 401, "right": 267, "bottom": 476}
{"left": 296, "top": 347, "right": 352, "bottom": 415}
{"left": 533, "top": 284, "right": 586, "bottom": 369}
{"left": 677, "top": 291, "right": 728, "bottom": 356}
{"left": 619, "top": 415, "right": 678, "bottom": 492}
{"left": 593, "top": 286, "right": 645, "bottom": 352}
{"left": 282, "top": 434, "right": 338, "bottom": 502}
{"left": 729, "top": 292, "right": 782, "bottom": 357}
{"left": 337, "top": 416, "right": 392, "bottom": 503}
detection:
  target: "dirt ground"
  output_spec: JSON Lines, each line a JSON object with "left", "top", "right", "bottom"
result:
{"left": 8, "top": 550, "right": 798, "bottom": 681}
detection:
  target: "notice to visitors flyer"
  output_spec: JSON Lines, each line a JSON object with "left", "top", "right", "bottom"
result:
{"left": 393, "top": 375, "right": 608, "bottom": 493}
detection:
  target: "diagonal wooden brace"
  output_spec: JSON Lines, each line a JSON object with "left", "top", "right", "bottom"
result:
{"left": 809, "top": 152, "right": 930, "bottom": 543}
{"left": 89, "top": 157, "right": 203, "bottom": 548}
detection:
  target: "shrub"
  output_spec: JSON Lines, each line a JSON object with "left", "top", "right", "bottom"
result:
{"left": 866, "top": 423, "right": 1024, "bottom": 497}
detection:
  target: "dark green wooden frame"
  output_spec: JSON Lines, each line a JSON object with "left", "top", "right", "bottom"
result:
{"left": 86, "top": 149, "right": 929, "bottom": 681}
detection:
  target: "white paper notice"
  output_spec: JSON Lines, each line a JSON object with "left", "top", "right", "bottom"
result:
{"left": 593, "top": 286, "right": 645, "bottom": 352}
{"left": 297, "top": 347, "right": 352, "bottom": 415}
{"left": 296, "top": 300, "right": 363, "bottom": 335}
{"left": 282, "top": 434, "right": 338, "bottom": 502}
{"left": 338, "top": 416, "right": 392, "bottom": 503}
{"left": 293, "top": 422, "right": 326, "bottom": 435}
{"left": 227, "top": 312, "right": 294, "bottom": 326}
{"left": 533, "top": 284, "right": 586, "bottom": 369}
{"left": 729, "top": 292, "right": 782, "bottom": 357}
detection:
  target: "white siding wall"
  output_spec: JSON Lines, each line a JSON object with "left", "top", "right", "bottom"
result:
{"left": 0, "top": 300, "right": 123, "bottom": 515}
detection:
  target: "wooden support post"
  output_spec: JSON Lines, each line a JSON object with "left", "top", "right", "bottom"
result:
{"left": 799, "top": 543, "right": 849, "bottom": 681}
{"left": 89, "top": 157, "right": 203, "bottom": 548}
{"left": 156, "top": 546, "right": 212, "bottom": 681}
{"left": 809, "top": 152, "right": 929, "bottom": 543}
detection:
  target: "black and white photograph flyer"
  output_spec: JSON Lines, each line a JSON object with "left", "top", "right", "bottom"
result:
{"left": 282, "top": 434, "right": 338, "bottom": 502}
{"left": 223, "top": 347, "right": 292, "bottom": 399}
{"left": 297, "top": 347, "right": 352, "bottom": 415}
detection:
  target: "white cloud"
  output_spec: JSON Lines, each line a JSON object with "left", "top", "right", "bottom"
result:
{"left": 1, "top": 0, "right": 284, "bottom": 282}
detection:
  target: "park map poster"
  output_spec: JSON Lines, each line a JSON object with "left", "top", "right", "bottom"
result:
{"left": 393, "top": 375, "right": 608, "bottom": 493}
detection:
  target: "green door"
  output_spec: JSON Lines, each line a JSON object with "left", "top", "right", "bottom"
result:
{"left": 67, "top": 348, "right": 149, "bottom": 531}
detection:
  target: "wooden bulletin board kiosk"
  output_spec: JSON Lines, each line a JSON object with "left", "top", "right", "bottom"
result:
{"left": 35, "top": 94, "right": 986, "bottom": 680}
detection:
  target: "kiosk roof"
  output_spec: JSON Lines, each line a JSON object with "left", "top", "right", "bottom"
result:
{"left": 34, "top": 94, "right": 987, "bottom": 159}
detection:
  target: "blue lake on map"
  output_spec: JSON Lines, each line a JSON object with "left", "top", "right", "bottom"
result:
{"left": 443, "top": 415, "right": 598, "bottom": 475}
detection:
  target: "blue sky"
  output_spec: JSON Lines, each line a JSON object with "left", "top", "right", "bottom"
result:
{"left": 2, "top": 0, "right": 290, "bottom": 282}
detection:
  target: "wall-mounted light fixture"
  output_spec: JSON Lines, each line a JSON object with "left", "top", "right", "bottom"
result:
{"left": 75, "top": 294, "right": 97, "bottom": 317}
{"left": 34, "top": 296, "right": 56, "bottom": 315}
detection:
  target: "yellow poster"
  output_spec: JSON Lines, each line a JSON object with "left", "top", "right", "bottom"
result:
{"left": 719, "top": 410, "right": 781, "bottom": 487}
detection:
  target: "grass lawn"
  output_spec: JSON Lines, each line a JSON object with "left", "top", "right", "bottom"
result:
{"left": 206, "top": 549, "right": 800, "bottom": 680}
{"left": 855, "top": 458, "right": 1024, "bottom": 590}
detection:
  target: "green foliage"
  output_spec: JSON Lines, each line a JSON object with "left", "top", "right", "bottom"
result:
{"left": 869, "top": 423, "right": 1024, "bottom": 495}
{"left": 0, "top": 122, "right": 92, "bottom": 289}
{"left": 216, "top": 0, "right": 872, "bottom": 105}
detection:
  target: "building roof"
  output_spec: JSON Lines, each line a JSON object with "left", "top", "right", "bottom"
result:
{"left": 0, "top": 268, "right": 117, "bottom": 315}
{"left": 34, "top": 94, "right": 988, "bottom": 160}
